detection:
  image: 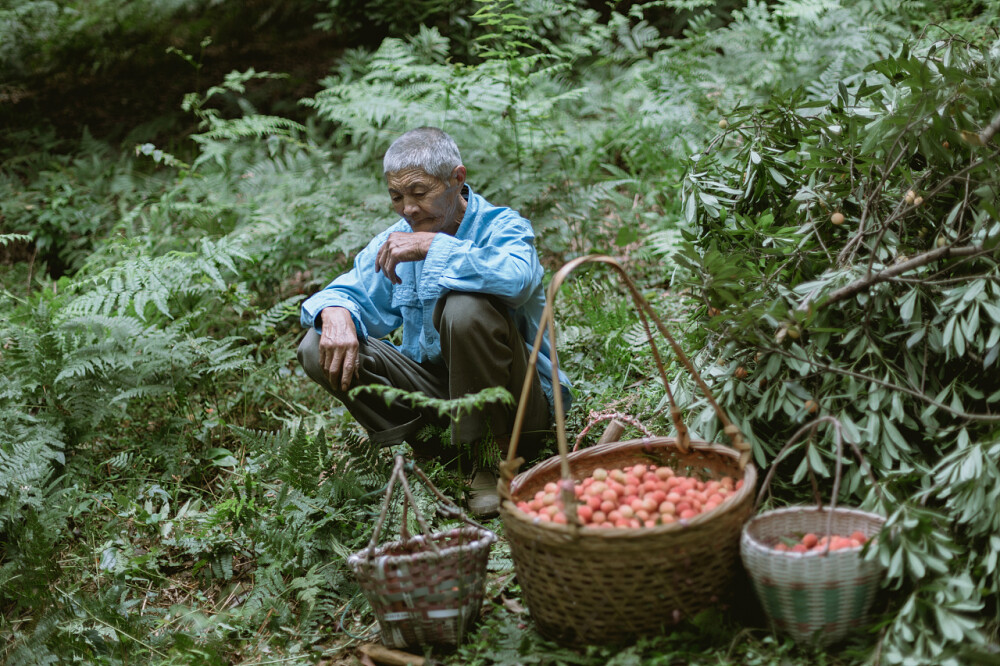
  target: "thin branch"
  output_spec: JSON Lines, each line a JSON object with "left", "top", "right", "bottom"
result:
{"left": 920, "top": 147, "right": 1000, "bottom": 202}
{"left": 764, "top": 347, "right": 1000, "bottom": 422}
{"left": 888, "top": 250, "right": 1000, "bottom": 285}
{"left": 888, "top": 274, "right": 1000, "bottom": 287}
{"left": 980, "top": 111, "right": 1000, "bottom": 145}
{"left": 839, "top": 146, "right": 1000, "bottom": 267}
{"left": 838, "top": 122, "right": 915, "bottom": 266}
{"left": 821, "top": 244, "right": 990, "bottom": 307}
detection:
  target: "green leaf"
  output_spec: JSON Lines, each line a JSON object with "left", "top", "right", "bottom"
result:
{"left": 982, "top": 302, "right": 1000, "bottom": 324}
{"left": 906, "top": 548, "right": 926, "bottom": 579}
{"left": 684, "top": 193, "right": 697, "bottom": 224}
{"left": 767, "top": 167, "right": 788, "bottom": 186}
{"left": 205, "top": 448, "right": 238, "bottom": 467}
{"left": 899, "top": 290, "right": 917, "bottom": 323}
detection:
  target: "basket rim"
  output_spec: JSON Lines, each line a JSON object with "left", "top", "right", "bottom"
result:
{"left": 500, "top": 435, "right": 756, "bottom": 538}
{"left": 348, "top": 524, "right": 496, "bottom": 567}
{"left": 741, "top": 504, "right": 885, "bottom": 557}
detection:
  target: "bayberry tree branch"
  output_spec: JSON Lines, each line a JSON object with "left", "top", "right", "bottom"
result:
{"left": 980, "top": 111, "right": 1000, "bottom": 145}
{"left": 839, "top": 146, "right": 1000, "bottom": 269}
{"left": 763, "top": 346, "right": 1000, "bottom": 423}
{"left": 823, "top": 244, "right": 991, "bottom": 307}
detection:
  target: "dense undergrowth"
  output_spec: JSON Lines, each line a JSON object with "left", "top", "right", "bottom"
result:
{"left": 2, "top": 0, "right": 999, "bottom": 664}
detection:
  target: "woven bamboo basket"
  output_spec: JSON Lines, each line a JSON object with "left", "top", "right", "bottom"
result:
{"left": 498, "top": 255, "right": 757, "bottom": 645}
{"left": 348, "top": 456, "right": 496, "bottom": 649}
{"left": 740, "top": 418, "right": 886, "bottom": 646}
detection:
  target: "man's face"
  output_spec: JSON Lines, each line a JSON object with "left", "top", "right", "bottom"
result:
{"left": 386, "top": 167, "right": 465, "bottom": 235}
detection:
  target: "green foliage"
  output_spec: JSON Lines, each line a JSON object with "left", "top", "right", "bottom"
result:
{"left": 351, "top": 384, "right": 515, "bottom": 422}
{"left": 0, "top": 129, "right": 167, "bottom": 276}
{"left": 3, "top": 0, "right": 999, "bottom": 664}
{"left": 0, "top": 0, "right": 201, "bottom": 80}
{"left": 315, "top": 0, "right": 476, "bottom": 49}
{"left": 0, "top": 0, "right": 318, "bottom": 84}
{"left": 301, "top": 4, "right": 622, "bottom": 227}
{"left": 351, "top": 384, "right": 515, "bottom": 466}
{"left": 456, "top": 606, "right": 860, "bottom": 665}
{"left": 668, "top": 28, "right": 1000, "bottom": 665}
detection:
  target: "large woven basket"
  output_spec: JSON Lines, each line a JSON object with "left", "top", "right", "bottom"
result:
{"left": 740, "top": 418, "right": 886, "bottom": 646}
{"left": 498, "top": 256, "right": 757, "bottom": 645}
{"left": 348, "top": 456, "right": 496, "bottom": 649}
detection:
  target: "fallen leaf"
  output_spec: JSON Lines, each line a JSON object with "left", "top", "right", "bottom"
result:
{"left": 502, "top": 596, "right": 527, "bottom": 614}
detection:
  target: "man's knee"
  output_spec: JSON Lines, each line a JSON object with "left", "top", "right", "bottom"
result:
{"left": 297, "top": 328, "right": 335, "bottom": 391}
{"left": 434, "top": 292, "right": 504, "bottom": 337}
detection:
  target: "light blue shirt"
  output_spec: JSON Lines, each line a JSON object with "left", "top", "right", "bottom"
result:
{"left": 300, "top": 185, "right": 573, "bottom": 413}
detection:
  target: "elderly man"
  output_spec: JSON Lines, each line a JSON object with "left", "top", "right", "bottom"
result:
{"left": 298, "top": 127, "right": 571, "bottom": 516}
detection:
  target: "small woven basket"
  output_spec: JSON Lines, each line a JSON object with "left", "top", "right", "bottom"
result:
{"left": 348, "top": 456, "right": 496, "bottom": 649}
{"left": 498, "top": 256, "right": 757, "bottom": 645}
{"left": 740, "top": 418, "right": 885, "bottom": 646}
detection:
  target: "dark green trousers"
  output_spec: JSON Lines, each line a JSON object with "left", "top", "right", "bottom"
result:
{"left": 297, "top": 292, "right": 552, "bottom": 465}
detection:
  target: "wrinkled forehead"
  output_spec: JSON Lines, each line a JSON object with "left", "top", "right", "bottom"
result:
{"left": 385, "top": 167, "right": 443, "bottom": 191}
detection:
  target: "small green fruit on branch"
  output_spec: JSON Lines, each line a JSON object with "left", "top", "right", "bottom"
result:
{"left": 816, "top": 244, "right": 989, "bottom": 309}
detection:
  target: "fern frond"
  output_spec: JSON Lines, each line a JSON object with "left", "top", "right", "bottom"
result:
{"left": 198, "top": 115, "right": 306, "bottom": 142}
{"left": 230, "top": 425, "right": 292, "bottom": 456}
{"left": 349, "top": 384, "right": 514, "bottom": 422}
{"left": 245, "top": 294, "right": 302, "bottom": 337}
{"left": 278, "top": 427, "right": 323, "bottom": 492}
{"left": 0, "top": 413, "right": 65, "bottom": 530}
{"left": 2, "top": 606, "right": 66, "bottom": 666}
{"left": 102, "top": 451, "right": 134, "bottom": 470}
{"left": 774, "top": 0, "right": 840, "bottom": 21}
{"left": 0, "top": 232, "right": 32, "bottom": 247}
{"left": 326, "top": 429, "right": 391, "bottom": 502}
{"left": 63, "top": 237, "right": 250, "bottom": 322}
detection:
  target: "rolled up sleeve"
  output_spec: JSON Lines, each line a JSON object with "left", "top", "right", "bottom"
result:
{"left": 300, "top": 228, "right": 402, "bottom": 339}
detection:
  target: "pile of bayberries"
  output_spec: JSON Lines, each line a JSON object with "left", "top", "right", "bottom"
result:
{"left": 514, "top": 463, "right": 743, "bottom": 527}
{"left": 771, "top": 531, "right": 870, "bottom": 553}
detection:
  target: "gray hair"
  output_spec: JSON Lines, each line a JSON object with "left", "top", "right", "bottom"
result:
{"left": 383, "top": 127, "right": 462, "bottom": 182}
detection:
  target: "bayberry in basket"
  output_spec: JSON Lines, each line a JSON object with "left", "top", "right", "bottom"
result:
{"left": 515, "top": 463, "right": 741, "bottom": 527}
{"left": 771, "top": 530, "right": 870, "bottom": 553}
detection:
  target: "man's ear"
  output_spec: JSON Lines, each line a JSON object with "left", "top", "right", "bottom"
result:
{"left": 450, "top": 165, "right": 467, "bottom": 187}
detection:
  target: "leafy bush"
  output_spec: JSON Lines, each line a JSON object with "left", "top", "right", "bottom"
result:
{"left": 667, "top": 27, "right": 1000, "bottom": 665}
{"left": 0, "top": 0, "right": 320, "bottom": 84}
{"left": 0, "top": 0, "right": 209, "bottom": 81}
{"left": 315, "top": 0, "right": 477, "bottom": 50}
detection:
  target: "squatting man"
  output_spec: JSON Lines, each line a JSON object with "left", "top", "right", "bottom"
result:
{"left": 298, "top": 127, "right": 571, "bottom": 516}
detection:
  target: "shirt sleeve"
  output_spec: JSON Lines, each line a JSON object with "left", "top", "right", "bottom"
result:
{"left": 417, "top": 210, "right": 541, "bottom": 307}
{"left": 300, "top": 228, "right": 402, "bottom": 339}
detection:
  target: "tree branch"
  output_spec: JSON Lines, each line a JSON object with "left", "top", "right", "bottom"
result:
{"left": 822, "top": 244, "right": 990, "bottom": 307}
{"left": 764, "top": 347, "right": 1000, "bottom": 423}
{"left": 980, "top": 111, "right": 1000, "bottom": 145}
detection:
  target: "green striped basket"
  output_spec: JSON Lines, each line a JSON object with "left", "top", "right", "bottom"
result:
{"left": 740, "top": 506, "right": 885, "bottom": 646}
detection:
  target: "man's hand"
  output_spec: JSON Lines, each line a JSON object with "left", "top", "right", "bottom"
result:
{"left": 376, "top": 231, "right": 436, "bottom": 284}
{"left": 319, "top": 307, "right": 360, "bottom": 392}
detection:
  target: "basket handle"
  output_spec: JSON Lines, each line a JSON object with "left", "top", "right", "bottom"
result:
{"left": 367, "top": 455, "right": 490, "bottom": 558}
{"left": 500, "top": 255, "right": 751, "bottom": 498}
{"left": 755, "top": 416, "right": 882, "bottom": 551}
